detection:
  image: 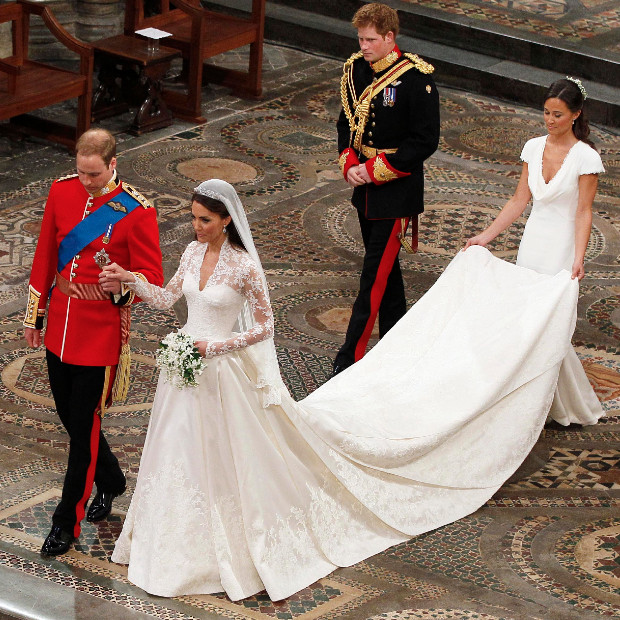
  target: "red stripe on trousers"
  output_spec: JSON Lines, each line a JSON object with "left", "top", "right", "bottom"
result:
{"left": 354, "top": 218, "right": 408, "bottom": 362}
{"left": 72, "top": 365, "right": 116, "bottom": 538}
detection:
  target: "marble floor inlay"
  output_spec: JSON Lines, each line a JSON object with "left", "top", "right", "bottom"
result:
{"left": 0, "top": 42, "right": 618, "bottom": 620}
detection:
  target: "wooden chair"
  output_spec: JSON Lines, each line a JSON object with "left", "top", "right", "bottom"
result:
{"left": 124, "top": 0, "right": 265, "bottom": 122}
{"left": 0, "top": 0, "right": 93, "bottom": 150}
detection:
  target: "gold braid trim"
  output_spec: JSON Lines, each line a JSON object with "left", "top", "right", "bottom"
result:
{"left": 24, "top": 285, "right": 42, "bottom": 328}
{"left": 373, "top": 157, "right": 398, "bottom": 183}
{"left": 370, "top": 50, "right": 399, "bottom": 73}
{"left": 111, "top": 307, "right": 131, "bottom": 403}
{"left": 340, "top": 51, "right": 365, "bottom": 141}
{"left": 403, "top": 53, "right": 435, "bottom": 74}
{"left": 341, "top": 53, "right": 428, "bottom": 152}
{"left": 111, "top": 273, "right": 148, "bottom": 402}
{"left": 338, "top": 150, "right": 349, "bottom": 175}
{"left": 123, "top": 183, "right": 153, "bottom": 209}
{"left": 352, "top": 60, "right": 415, "bottom": 151}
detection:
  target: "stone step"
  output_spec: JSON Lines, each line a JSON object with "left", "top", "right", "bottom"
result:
{"left": 265, "top": 0, "right": 619, "bottom": 86}
{"left": 391, "top": 0, "right": 619, "bottom": 86}
{"left": 205, "top": 0, "right": 620, "bottom": 128}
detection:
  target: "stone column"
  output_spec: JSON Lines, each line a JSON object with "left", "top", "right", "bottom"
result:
{"left": 28, "top": 0, "right": 78, "bottom": 62}
{"left": 25, "top": 0, "right": 124, "bottom": 64}
{"left": 75, "top": 0, "right": 123, "bottom": 42}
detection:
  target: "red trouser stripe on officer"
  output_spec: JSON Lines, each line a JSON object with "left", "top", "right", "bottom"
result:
{"left": 354, "top": 218, "right": 408, "bottom": 362}
{"left": 72, "top": 365, "right": 115, "bottom": 538}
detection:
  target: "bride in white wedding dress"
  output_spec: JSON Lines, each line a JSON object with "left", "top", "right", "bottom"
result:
{"left": 102, "top": 176, "right": 582, "bottom": 601}
{"left": 466, "top": 77, "right": 605, "bottom": 427}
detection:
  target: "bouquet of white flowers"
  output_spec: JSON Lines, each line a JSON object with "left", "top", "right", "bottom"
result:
{"left": 156, "top": 331, "right": 208, "bottom": 389}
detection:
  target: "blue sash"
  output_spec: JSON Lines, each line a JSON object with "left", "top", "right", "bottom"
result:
{"left": 57, "top": 191, "right": 141, "bottom": 272}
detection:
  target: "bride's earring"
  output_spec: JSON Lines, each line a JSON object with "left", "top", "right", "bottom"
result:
{"left": 223, "top": 226, "right": 227, "bottom": 234}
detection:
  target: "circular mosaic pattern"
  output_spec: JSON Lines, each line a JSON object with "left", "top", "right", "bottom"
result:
{"left": 587, "top": 295, "right": 620, "bottom": 341}
{"left": 325, "top": 202, "right": 526, "bottom": 260}
{"left": 306, "top": 304, "right": 379, "bottom": 338}
{"left": 273, "top": 289, "right": 360, "bottom": 350}
{"left": 558, "top": 518, "right": 620, "bottom": 594}
{"left": 577, "top": 347, "right": 620, "bottom": 412}
{"left": 1, "top": 351, "right": 157, "bottom": 413}
{"left": 439, "top": 95, "right": 466, "bottom": 115}
{"left": 306, "top": 88, "right": 341, "bottom": 123}
{"left": 255, "top": 124, "right": 336, "bottom": 154}
{"left": 220, "top": 115, "right": 302, "bottom": 196}
{"left": 367, "top": 611, "right": 503, "bottom": 620}
{"left": 440, "top": 116, "right": 541, "bottom": 165}
{"left": 505, "top": 516, "right": 620, "bottom": 616}
{"left": 273, "top": 285, "right": 435, "bottom": 352}
{"left": 460, "top": 125, "right": 535, "bottom": 157}
{"left": 174, "top": 157, "right": 258, "bottom": 183}
{"left": 130, "top": 143, "right": 271, "bottom": 198}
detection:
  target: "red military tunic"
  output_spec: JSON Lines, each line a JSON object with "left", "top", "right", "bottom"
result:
{"left": 24, "top": 172, "right": 163, "bottom": 366}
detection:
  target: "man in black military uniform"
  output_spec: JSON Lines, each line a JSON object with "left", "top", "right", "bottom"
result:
{"left": 332, "top": 2, "right": 440, "bottom": 375}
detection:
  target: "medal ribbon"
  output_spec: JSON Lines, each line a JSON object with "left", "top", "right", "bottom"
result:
{"left": 348, "top": 59, "right": 415, "bottom": 152}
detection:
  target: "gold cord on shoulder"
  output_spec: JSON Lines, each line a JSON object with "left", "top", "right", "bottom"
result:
{"left": 340, "top": 51, "right": 365, "bottom": 140}
{"left": 404, "top": 53, "right": 435, "bottom": 74}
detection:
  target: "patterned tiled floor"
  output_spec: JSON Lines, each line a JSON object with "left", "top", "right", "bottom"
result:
{"left": 0, "top": 43, "right": 618, "bottom": 619}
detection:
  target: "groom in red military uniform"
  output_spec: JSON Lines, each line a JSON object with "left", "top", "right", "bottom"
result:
{"left": 333, "top": 3, "right": 440, "bottom": 375}
{"left": 24, "top": 128, "right": 163, "bottom": 556}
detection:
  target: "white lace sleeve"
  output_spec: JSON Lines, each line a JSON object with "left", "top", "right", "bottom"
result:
{"left": 203, "top": 260, "right": 274, "bottom": 357}
{"left": 129, "top": 243, "right": 195, "bottom": 310}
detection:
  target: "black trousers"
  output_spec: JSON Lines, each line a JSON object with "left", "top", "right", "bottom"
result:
{"left": 334, "top": 213, "right": 407, "bottom": 368}
{"left": 46, "top": 350, "right": 126, "bottom": 538}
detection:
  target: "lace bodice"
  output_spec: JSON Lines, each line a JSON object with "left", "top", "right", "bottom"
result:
{"left": 130, "top": 240, "right": 274, "bottom": 357}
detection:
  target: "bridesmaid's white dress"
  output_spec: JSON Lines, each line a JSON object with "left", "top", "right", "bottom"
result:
{"left": 112, "top": 238, "right": 581, "bottom": 601}
{"left": 517, "top": 136, "right": 605, "bottom": 426}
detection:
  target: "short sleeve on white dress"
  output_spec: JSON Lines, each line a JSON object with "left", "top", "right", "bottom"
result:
{"left": 520, "top": 137, "right": 540, "bottom": 164}
{"left": 578, "top": 143, "right": 605, "bottom": 176}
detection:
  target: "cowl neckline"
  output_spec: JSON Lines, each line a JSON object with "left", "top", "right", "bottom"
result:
{"left": 540, "top": 135, "right": 580, "bottom": 186}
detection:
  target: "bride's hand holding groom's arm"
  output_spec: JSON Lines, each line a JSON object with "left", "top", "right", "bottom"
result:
{"left": 98, "top": 263, "right": 136, "bottom": 293}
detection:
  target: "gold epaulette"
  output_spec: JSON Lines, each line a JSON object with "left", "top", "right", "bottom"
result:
{"left": 56, "top": 173, "right": 78, "bottom": 183}
{"left": 404, "top": 53, "right": 435, "bottom": 74}
{"left": 122, "top": 183, "right": 153, "bottom": 209}
{"left": 343, "top": 50, "right": 364, "bottom": 70}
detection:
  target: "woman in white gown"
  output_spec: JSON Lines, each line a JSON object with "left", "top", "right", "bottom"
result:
{"left": 105, "top": 172, "right": 581, "bottom": 601}
{"left": 466, "top": 77, "right": 605, "bottom": 426}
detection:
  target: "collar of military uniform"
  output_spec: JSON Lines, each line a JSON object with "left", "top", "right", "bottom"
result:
{"left": 370, "top": 46, "right": 401, "bottom": 73}
{"left": 90, "top": 169, "right": 120, "bottom": 198}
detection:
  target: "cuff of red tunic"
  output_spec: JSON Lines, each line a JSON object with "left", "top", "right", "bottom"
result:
{"left": 24, "top": 285, "right": 45, "bottom": 329}
{"left": 365, "top": 153, "right": 410, "bottom": 185}
{"left": 339, "top": 148, "right": 360, "bottom": 180}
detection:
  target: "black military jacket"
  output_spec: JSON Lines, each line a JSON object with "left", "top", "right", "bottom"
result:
{"left": 337, "top": 47, "right": 440, "bottom": 219}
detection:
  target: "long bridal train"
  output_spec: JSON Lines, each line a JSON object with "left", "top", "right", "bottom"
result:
{"left": 112, "top": 246, "right": 578, "bottom": 601}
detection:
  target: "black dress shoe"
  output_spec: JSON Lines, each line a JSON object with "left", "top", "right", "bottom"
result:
{"left": 41, "top": 526, "right": 75, "bottom": 556}
{"left": 87, "top": 489, "right": 123, "bottom": 522}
